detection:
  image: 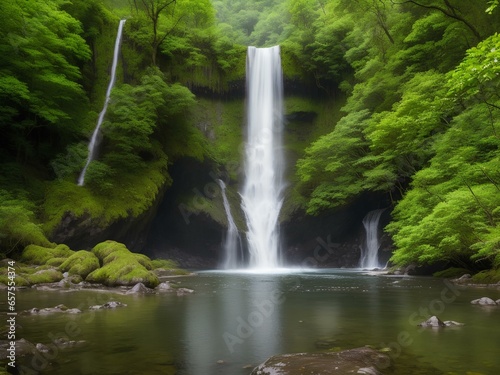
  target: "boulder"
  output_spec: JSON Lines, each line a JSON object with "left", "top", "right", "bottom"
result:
{"left": 418, "top": 316, "right": 446, "bottom": 328}
{"left": 126, "top": 282, "right": 154, "bottom": 294}
{"left": 470, "top": 297, "right": 497, "bottom": 305}
{"left": 250, "top": 347, "right": 389, "bottom": 375}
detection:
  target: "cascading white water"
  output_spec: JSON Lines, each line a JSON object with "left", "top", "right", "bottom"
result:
{"left": 218, "top": 179, "right": 242, "bottom": 269}
{"left": 359, "top": 209, "right": 386, "bottom": 269}
{"left": 78, "top": 19, "right": 126, "bottom": 186}
{"left": 240, "top": 46, "right": 285, "bottom": 269}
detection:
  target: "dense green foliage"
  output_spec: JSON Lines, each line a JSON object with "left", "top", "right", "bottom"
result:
{"left": 0, "top": 0, "right": 499, "bottom": 275}
{"left": 294, "top": 0, "right": 500, "bottom": 270}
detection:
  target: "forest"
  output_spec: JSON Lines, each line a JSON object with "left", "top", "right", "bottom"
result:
{"left": 1, "top": 0, "right": 499, "bottom": 279}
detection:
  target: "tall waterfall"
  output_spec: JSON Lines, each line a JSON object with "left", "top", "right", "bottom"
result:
{"left": 218, "top": 180, "right": 242, "bottom": 269}
{"left": 240, "top": 46, "right": 285, "bottom": 269}
{"left": 359, "top": 209, "right": 386, "bottom": 269}
{"left": 78, "top": 19, "right": 126, "bottom": 186}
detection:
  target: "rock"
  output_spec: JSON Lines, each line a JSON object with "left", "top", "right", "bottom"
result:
{"left": 65, "top": 308, "right": 82, "bottom": 314}
{"left": 103, "top": 301, "right": 127, "bottom": 309}
{"left": 443, "top": 320, "right": 464, "bottom": 327}
{"left": 176, "top": 288, "right": 194, "bottom": 296}
{"left": 0, "top": 339, "right": 38, "bottom": 360}
{"left": 36, "top": 343, "right": 50, "bottom": 353}
{"left": 89, "top": 301, "right": 127, "bottom": 310}
{"left": 418, "top": 316, "right": 446, "bottom": 328}
{"left": 126, "top": 282, "right": 154, "bottom": 294}
{"left": 52, "top": 337, "right": 86, "bottom": 348}
{"left": 470, "top": 297, "right": 497, "bottom": 305}
{"left": 250, "top": 347, "right": 390, "bottom": 375}
{"left": 458, "top": 274, "right": 471, "bottom": 280}
{"left": 156, "top": 281, "right": 174, "bottom": 292}
{"left": 496, "top": 299, "right": 500, "bottom": 305}
{"left": 25, "top": 304, "right": 81, "bottom": 315}
{"left": 216, "top": 360, "right": 225, "bottom": 364}
{"left": 357, "top": 367, "right": 380, "bottom": 375}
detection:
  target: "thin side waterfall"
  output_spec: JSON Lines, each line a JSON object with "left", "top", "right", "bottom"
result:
{"left": 78, "top": 19, "right": 126, "bottom": 186}
{"left": 218, "top": 180, "right": 242, "bottom": 269}
{"left": 240, "top": 46, "right": 285, "bottom": 269}
{"left": 359, "top": 208, "right": 386, "bottom": 269}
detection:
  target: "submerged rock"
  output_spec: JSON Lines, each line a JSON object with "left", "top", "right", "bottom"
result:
{"left": 155, "top": 281, "right": 174, "bottom": 291}
{"left": 25, "top": 305, "right": 82, "bottom": 315}
{"left": 176, "top": 288, "right": 194, "bottom": 296}
{"left": 418, "top": 316, "right": 464, "bottom": 327}
{"left": 470, "top": 297, "right": 497, "bottom": 305}
{"left": 89, "top": 301, "right": 127, "bottom": 310}
{"left": 250, "top": 347, "right": 389, "bottom": 375}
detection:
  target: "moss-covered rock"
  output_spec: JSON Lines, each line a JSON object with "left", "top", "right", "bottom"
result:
{"left": 26, "top": 269, "right": 64, "bottom": 284}
{"left": 86, "top": 241, "right": 159, "bottom": 288}
{"left": 471, "top": 269, "right": 500, "bottom": 284}
{"left": 45, "top": 257, "right": 67, "bottom": 267}
{"left": 433, "top": 267, "right": 471, "bottom": 278}
{"left": 59, "top": 250, "right": 100, "bottom": 278}
{"left": 20, "top": 244, "right": 74, "bottom": 265}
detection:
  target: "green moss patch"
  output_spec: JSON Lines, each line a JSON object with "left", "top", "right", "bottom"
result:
{"left": 433, "top": 267, "right": 471, "bottom": 278}
{"left": 471, "top": 269, "right": 500, "bottom": 284}
{"left": 20, "top": 244, "right": 74, "bottom": 265}
{"left": 59, "top": 250, "right": 100, "bottom": 278}
{"left": 86, "top": 241, "right": 159, "bottom": 288}
{"left": 26, "top": 269, "right": 64, "bottom": 284}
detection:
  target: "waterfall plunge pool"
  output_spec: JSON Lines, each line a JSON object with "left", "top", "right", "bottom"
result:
{"left": 10, "top": 269, "right": 500, "bottom": 374}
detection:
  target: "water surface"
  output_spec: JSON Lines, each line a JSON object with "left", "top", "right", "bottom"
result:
{"left": 12, "top": 269, "right": 500, "bottom": 374}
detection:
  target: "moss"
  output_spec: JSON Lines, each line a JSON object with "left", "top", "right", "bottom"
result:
{"left": 46, "top": 257, "right": 67, "bottom": 267}
{"left": 20, "top": 244, "right": 74, "bottom": 265}
{"left": 433, "top": 267, "right": 471, "bottom": 278}
{"left": 42, "top": 155, "right": 170, "bottom": 235}
{"left": 0, "top": 274, "right": 30, "bottom": 287}
{"left": 86, "top": 241, "right": 159, "bottom": 287}
{"left": 471, "top": 269, "right": 500, "bottom": 284}
{"left": 92, "top": 240, "right": 128, "bottom": 263}
{"left": 151, "top": 259, "right": 179, "bottom": 269}
{"left": 133, "top": 253, "right": 153, "bottom": 270}
{"left": 26, "top": 269, "right": 64, "bottom": 284}
{"left": 59, "top": 250, "right": 100, "bottom": 278}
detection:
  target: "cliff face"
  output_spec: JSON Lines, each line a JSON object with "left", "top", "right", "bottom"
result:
{"left": 49, "top": 85, "right": 393, "bottom": 268}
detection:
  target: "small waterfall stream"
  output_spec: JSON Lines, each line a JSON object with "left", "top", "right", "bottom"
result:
{"left": 217, "top": 180, "right": 242, "bottom": 269}
{"left": 359, "top": 209, "right": 386, "bottom": 269}
{"left": 240, "top": 46, "right": 285, "bottom": 269}
{"left": 78, "top": 19, "right": 126, "bottom": 186}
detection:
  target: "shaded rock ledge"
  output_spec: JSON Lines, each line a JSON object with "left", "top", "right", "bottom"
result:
{"left": 250, "top": 347, "right": 390, "bottom": 375}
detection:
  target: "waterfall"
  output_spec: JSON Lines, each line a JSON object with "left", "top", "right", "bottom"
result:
{"left": 78, "top": 19, "right": 126, "bottom": 186}
{"left": 218, "top": 179, "right": 242, "bottom": 269}
{"left": 240, "top": 46, "right": 285, "bottom": 269}
{"left": 359, "top": 209, "right": 386, "bottom": 269}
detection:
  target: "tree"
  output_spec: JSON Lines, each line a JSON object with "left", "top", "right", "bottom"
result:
{"left": 132, "top": 0, "right": 177, "bottom": 65}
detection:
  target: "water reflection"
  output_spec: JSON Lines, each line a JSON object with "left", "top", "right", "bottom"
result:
{"left": 181, "top": 273, "right": 289, "bottom": 374}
